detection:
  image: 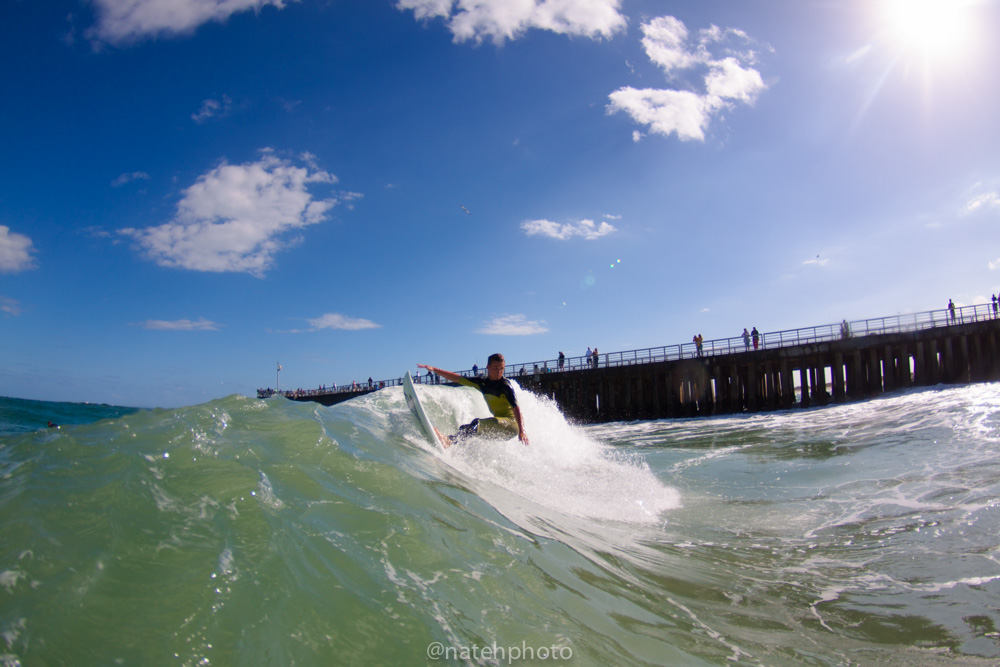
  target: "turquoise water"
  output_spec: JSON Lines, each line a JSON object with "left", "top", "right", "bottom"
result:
{"left": 1, "top": 383, "right": 999, "bottom": 665}
{"left": 0, "top": 396, "right": 138, "bottom": 436}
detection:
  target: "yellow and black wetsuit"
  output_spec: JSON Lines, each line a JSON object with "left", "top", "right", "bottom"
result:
{"left": 455, "top": 376, "right": 520, "bottom": 439}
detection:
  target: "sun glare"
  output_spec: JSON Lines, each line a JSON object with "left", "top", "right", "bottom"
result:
{"left": 883, "top": 0, "right": 974, "bottom": 61}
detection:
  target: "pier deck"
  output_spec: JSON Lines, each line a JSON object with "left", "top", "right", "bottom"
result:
{"left": 260, "top": 303, "right": 1000, "bottom": 423}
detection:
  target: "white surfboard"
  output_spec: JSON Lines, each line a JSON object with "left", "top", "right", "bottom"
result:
{"left": 403, "top": 371, "right": 450, "bottom": 448}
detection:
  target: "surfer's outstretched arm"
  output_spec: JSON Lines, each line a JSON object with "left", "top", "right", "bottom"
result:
{"left": 417, "top": 364, "right": 464, "bottom": 385}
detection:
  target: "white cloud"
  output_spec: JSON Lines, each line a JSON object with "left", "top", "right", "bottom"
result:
{"left": 0, "top": 226, "right": 36, "bottom": 273}
{"left": 961, "top": 191, "right": 1000, "bottom": 215}
{"left": 475, "top": 314, "right": 548, "bottom": 335}
{"left": 802, "top": 255, "right": 829, "bottom": 267}
{"left": 88, "top": 0, "right": 291, "bottom": 44}
{"left": 121, "top": 150, "right": 351, "bottom": 277}
{"left": 306, "top": 313, "right": 381, "bottom": 331}
{"left": 192, "top": 95, "right": 233, "bottom": 123}
{"left": 521, "top": 218, "right": 616, "bottom": 240}
{"left": 608, "top": 87, "right": 715, "bottom": 142}
{"left": 607, "top": 16, "right": 769, "bottom": 142}
{"left": 338, "top": 191, "right": 365, "bottom": 209}
{"left": 111, "top": 171, "right": 150, "bottom": 187}
{"left": 83, "top": 226, "right": 114, "bottom": 239}
{"left": 640, "top": 15, "right": 695, "bottom": 73}
{"left": 135, "top": 317, "right": 221, "bottom": 331}
{"left": 990, "top": 258, "right": 1000, "bottom": 271}
{"left": 397, "top": 0, "right": 626, "bottom": 44}
{"left": 1, "top": 296, "right": 22, "bottom": 317}
{"left": 705, "top": 57, "right": 765, "bottom": 102}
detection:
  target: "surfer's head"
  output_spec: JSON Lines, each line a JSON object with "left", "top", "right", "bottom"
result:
{"left": 487, "top": 353, "right": 505, "bottom": 379}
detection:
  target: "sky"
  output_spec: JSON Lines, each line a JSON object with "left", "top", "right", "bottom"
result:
{"left": 3, "top": 0, "right": 1000, "bottom": 408}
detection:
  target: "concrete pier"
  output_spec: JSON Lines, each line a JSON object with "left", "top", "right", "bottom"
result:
{"left": 518, "top": 318, "right": 1000, "bottom": 424}
{"left": 262, "top": 302, "right": 1000, "bottom": 423}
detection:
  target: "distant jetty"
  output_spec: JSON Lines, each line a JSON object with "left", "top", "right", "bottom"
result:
{"left": 259, "top": 302, "right": 1000, "bottom": 423}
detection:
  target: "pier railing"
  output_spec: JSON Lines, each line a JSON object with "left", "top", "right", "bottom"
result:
{"left": 260, "top": 301, "right": 998, "bottom": 398}
{"left": 507, "top": 302, "right": 997, "bottom": 377}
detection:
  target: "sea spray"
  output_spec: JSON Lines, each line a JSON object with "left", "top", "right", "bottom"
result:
{"left": 413, "top": 380, "right": 681, "bottom": 525}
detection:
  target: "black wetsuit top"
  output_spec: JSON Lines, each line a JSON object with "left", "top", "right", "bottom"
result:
{"left": 458, "top": 376, "right": 519, "bottom": 421}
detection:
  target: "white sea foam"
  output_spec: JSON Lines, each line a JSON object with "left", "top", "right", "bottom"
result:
{"left": 409, "top": 382, "right": 680, "bottom": 524}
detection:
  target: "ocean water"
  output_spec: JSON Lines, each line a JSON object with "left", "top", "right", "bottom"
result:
{"left": 0, "top": 396, "right": 138, "bottom": 436}
{"left": 1, "top": 382, "right": 999, "bottom": 666}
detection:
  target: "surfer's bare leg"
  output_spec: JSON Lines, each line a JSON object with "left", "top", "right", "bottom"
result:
{"left": 433, "top": 426, "right": 451, "bottom": 449}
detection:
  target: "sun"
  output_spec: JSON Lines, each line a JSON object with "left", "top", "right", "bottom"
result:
{"left": 882, "top": 0, "right": 975, "bottom": 61}
{"left": 853, "top": 0, "right": 987, "bottom": 122}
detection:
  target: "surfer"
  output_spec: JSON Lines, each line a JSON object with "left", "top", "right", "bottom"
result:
{"left": 417, "top": 353, "right": 529, "bottom": 446}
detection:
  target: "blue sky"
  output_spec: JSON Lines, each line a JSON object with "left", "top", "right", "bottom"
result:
{"left": 3, "top": 0, "right": 1000, "bottom": 408}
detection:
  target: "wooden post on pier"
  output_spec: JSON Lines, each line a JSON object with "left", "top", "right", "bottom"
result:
{"left": 832, "top": 352, "right": 845, "bottom": 403}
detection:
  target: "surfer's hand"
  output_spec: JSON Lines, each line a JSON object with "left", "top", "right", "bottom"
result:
{"left": 519, "top": 431, "right": 530, "bottom": 446}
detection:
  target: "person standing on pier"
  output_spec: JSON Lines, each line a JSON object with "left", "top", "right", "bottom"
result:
{"left": 752, "top": 327, "right": 760, "bottom": 350}
{"left": 949, "top": 299, "right": 957, "bottom": 322}
{"left": 742, "top": 328, "right": 751, "bottom": 351}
